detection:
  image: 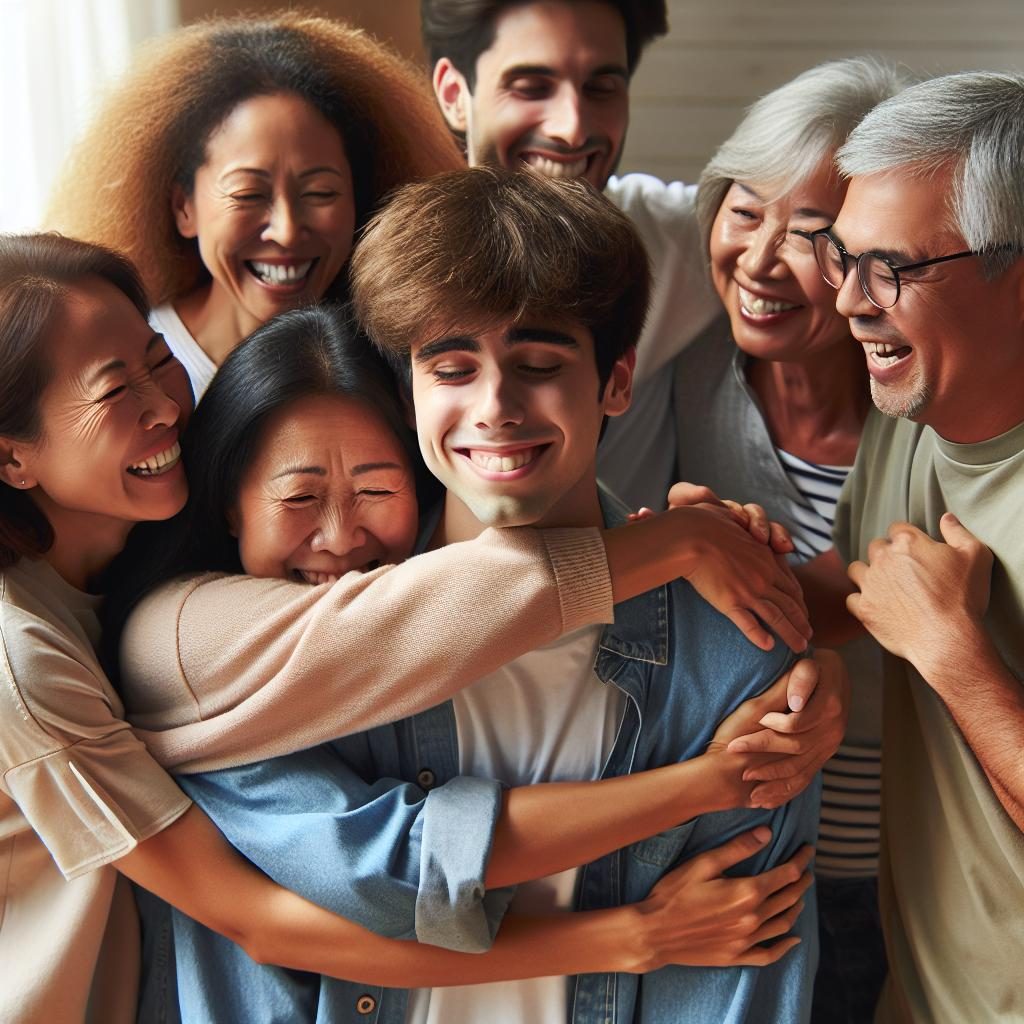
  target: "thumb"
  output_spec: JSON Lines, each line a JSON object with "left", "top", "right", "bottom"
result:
{"left": 693, "top": 827, "right": 772, "bottom": 879}
{"left": 938, "top": 511, "right": 974, "bottom": 549}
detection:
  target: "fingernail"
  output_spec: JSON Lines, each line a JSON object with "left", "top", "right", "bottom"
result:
{"left": 730, "top": 740, "right": 750, "bottom": 752}
{"left": 753, "top": 826, "right": 771, "bottom": 843}
{"left": 789, "top": 695, "right": 805, "bottom": 711}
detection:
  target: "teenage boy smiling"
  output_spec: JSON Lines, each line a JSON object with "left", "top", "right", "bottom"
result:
{"left": 352, "top": 166, "right": 822, "bottom": 1024}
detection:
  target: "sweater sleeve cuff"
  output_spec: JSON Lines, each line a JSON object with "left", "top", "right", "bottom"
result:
{"left": 541, "top": 527, "right": 614, "bottom": 631}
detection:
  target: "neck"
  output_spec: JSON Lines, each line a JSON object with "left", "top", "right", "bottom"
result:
{"left": 433, "top": 469, "right": 605, "bottom": 547}
{"left": 746, "top": 340, "right": 870, "bottom": 465}
{"left": 175, "top": 284, "right": 259, "bottom": 367}
{"left": 34, "top": 497, "right": 131, "bottom": 592}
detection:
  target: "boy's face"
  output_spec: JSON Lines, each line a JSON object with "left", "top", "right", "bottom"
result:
{"left": 409, "top": 317, "right": 633, "bottom": 529}
{"left": 433, "top": 1, "right": 630, "bottom": 190}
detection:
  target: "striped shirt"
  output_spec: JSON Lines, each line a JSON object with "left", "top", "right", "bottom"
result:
{"left": 777, "top": 448, "right": 881, "bottom": 878}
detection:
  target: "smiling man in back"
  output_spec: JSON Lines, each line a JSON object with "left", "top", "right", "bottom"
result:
{"left": 420, "top": 0, "right": 722, "bottom": 510}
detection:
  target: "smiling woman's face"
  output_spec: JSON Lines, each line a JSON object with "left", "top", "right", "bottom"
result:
{"left": 173, "top": 92, "right": 356, "bottom": 339}
{"left": 230, "top": 393, "right": 419, "bottom": 584}
{"left": 10, "top": 278, "right": 190, "bottom": 535}
{"left": 709, "top": 161, "right": 852, "bottom": 363}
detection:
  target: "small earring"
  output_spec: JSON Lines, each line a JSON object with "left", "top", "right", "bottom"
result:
{"left": 19, "top": 480, "right": 26, "bottom": 486}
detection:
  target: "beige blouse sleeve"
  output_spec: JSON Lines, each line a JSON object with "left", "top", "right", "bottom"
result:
{"left": 122, "top": 526, "right": 613, "bottom": 773}
{"left": 0, "top": 598, "right": 190, "bottom": 880}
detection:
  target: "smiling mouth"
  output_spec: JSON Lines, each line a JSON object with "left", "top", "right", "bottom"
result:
{"left": 461, "top": 445, "right": 548, "bottom": 474}
{"left": 246, "top": 260, "right": 315, "bottom": 287}
{"left": 520, "top": 152, "right": 591, "bottom": 179}
{"left": 127, "top": 441, "right": 181, "bottom": 477}
{"left": 867, "top": 340, "right": 913, "bottom": 367}
{"left": 294, "top": 560, "right": 381, "bottom": 585}
{"left": 739, "top": 286, "right": 800, "bottom": 316}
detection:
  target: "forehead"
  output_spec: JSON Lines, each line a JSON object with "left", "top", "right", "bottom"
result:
{"left": 45, "top": 279, "right": 151, "bottom": 374}
{"left": 203, "top": 93, "right": 348, "bottom": 168}
{"left": 479, "top": 1, "right": 628, "bottom": 79}
{"left": 728, "top": 162, "right": 847, "bottom": 218}
{"left": 833, "top": 169, "right": 960, "bottom": 253}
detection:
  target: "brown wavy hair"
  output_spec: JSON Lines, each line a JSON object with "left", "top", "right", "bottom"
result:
{"left": 46, "top": 12, "right": 463, "bottom": 308}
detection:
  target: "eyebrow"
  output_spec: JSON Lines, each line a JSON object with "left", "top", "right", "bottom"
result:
{"left": 87, "top": 333, "right": 164, "bottom": 387}
{"left": 735, "top": 183, "right": 765, "bottom": 203}
{"left": 506, "top": 327, "right": 580, "bottom": 348}
{"left": 792, "top": 207, "right": 835, "bottom": 221}
{"left": 352, "top": 462, "right": 404, "bottom": 475}
{"left": 222, "top": 166, "right": 347, "bottom": 180}
{"left": 501, "top": 62, "right": 628, "bottom": 80}
{"left": 414, "top": 336, "right": 480, "bottom": 363}
{"left": 272, "top": 465, "right": 327, "bottom": 481}
{"left": 832, "top": 229, "right": 915, "bottom": 265}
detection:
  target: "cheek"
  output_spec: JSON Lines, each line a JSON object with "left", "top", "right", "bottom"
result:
{"left": 708, "top": 229, "right": 739, "bottom": 300}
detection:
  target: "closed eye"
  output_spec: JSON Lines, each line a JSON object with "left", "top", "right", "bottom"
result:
{"left": 284, "top": 494, "right": 317, "bottom": 506}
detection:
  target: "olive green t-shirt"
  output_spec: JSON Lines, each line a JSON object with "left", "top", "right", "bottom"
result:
{"left": 835, "top": 410, "right": 1024, "bottom": 1024}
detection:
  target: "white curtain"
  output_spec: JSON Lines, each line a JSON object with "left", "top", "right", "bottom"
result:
{"left": 1, "top": 0, "right": 179, "bottom": 231}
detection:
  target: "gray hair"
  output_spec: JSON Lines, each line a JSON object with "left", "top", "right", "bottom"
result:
{"left": 697, "top": 57, "right": 909, "bottom": 250}
{"left": 837, "top": 71, "right": 1024, "bottom": 276}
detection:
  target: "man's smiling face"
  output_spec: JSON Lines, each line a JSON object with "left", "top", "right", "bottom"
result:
{"left": 409, "top": 317, "right": 633, "bottom": 534}
{"left": 434, "top": 1, "right": 630, "bottom": 190}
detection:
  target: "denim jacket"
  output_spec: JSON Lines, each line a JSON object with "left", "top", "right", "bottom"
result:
{"left": 159, "top": 500, "right": 819, "bottom": 1023}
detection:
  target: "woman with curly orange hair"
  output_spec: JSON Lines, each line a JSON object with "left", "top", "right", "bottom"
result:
{"left": 47, "top": 12, "right": 462, "bottom": 399}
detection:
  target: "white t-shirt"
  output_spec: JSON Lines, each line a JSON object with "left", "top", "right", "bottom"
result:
{"left": 405, "top": 624, "right": 623, "bottom": 1024}
{"left": 149, "top": 303, "right": 218, "bottom": 402}
{"left": 598, "top": 174, "right": 723, "bottom": 512}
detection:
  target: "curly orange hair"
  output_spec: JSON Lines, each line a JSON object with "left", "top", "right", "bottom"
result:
{"left": 46, "top": 12, "right": 463, "bottom": 306}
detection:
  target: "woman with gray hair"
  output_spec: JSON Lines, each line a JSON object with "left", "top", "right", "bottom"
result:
{"left": 671, "top": 57, "right": 907, "bottom": 1024}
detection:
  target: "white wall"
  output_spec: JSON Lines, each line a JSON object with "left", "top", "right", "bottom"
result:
{"left": 621, "top": 0, "right": 1024, "bottom": 183}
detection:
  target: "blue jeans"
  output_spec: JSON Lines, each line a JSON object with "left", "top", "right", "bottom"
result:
{"left": 811, "top": 875, "right": 887, "bottom": 1024}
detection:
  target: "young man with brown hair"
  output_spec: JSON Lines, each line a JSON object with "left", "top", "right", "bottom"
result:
{"left": 351, "top": 166, "right": 823, "bottom": 1024}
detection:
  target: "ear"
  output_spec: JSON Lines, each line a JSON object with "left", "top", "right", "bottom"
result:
{"left": 225, "top": 504, "right": 239, "bottom": 539}
{"left": 601, "top": 347, "right": 636, "bottom": 418}
{"left": 171, "top": 183, "right": 198, "bottom": 239}
{"left": 433, "top": 58, "right": 470, "bottom": 133}
{"left": 0, "top": 440, "right": 37, "bottom": 491}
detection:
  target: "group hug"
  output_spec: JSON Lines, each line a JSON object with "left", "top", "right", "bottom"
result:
{"left": 1, "top": 2, "right": 1022, "bottom": 1023}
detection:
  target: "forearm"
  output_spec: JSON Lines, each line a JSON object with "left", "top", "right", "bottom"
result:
{"left": 919, "top": 620, "right": 1024, "bottom": 830}
{"left": 795, "top": 549, "right": 862, "bottom": 646}
{"left": 486, "top": 755, "right": 735, "bottom": 888}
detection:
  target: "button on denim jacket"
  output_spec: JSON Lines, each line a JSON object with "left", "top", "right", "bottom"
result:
{"left": 149, "top": 499, "right": 819, "bottom": 1023}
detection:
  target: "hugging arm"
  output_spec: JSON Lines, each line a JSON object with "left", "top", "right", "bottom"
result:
{"left": 117, "top": 805, "right": 811, "bottom": 986}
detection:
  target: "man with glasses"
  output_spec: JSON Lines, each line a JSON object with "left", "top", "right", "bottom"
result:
{"left": 798, "top": 70, "right": 1024, "bottom": 1024}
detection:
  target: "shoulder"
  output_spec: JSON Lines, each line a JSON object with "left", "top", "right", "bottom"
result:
{"left": 605, "top": 173, "right": 698, "bottom": 224}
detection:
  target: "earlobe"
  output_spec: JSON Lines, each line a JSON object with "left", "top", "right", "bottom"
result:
{"left": 601, "top": 347, "right": 636, "bottom": 418}
{"left": 171, "top": 184, "right": 198, "bottom": 239}
{"left": 433, "top": 58, "right": 469, "bottom": 133}
{"left": 0, "top": 444, "right": 35, "bottom": 490}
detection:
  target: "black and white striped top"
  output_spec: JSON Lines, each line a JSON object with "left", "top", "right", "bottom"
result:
{"left": 777, "top": 448, "right": 881, "bottom": 879}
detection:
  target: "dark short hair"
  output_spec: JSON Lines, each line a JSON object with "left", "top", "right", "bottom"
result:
{"left": 421, "top": 0, "right": 668, "bottom": 88}
{"left": 103, "top": 304, "right": 422, "bottom": 653}
{"left": 0, "top": 233, "right": 148, "bottom": 568}
{"left": 350, "top": 166, "right": 650, "bottom": 391}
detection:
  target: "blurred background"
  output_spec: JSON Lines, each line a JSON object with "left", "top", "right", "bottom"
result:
{"left": 3, "top": 0, "right": 1023, "bottom": 230}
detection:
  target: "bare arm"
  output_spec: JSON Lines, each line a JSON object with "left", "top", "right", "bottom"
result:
{"left": 794, "top": 548, "right": 862, "bottom": 647}
{"left": 847, "top": 513, "right": 1024, "bottom": 829}
{"left": 117, "top": 807, "right": 810, "bottom": 985}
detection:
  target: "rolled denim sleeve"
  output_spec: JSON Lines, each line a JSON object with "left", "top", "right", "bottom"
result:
{"left": 416, "top": 774, "right": 515, "bottom": 950}
{"left": 177, "top": 743, "right": 506, "bottom": 951}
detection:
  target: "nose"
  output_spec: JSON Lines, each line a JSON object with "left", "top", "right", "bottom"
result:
{"left": 543, "top": 85, "right": 587, "bottom": 150}
{"left": 835, "top": 263, "right": 878, "bottom": 321}
{"left": 737, "top": 225, "right": 787, "bottom": 280}
{"left": 309, "top": 506, "right": 367, "bottom": 557}
{"left": 473, "top": 371, "right": 526, "bottom": 431}
{"left": 262, "top": 194, "right": 302, "bottom": 248}
{"left": 139, "top": 381, "right": 181, "bottom": 431}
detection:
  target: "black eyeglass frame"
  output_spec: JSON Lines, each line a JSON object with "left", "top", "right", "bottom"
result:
{"left": 793, "top": 227, "right": 986, "bottom": 309}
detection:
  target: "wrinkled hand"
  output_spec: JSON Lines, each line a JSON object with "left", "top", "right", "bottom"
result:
{"left": 638, "top": 829, "right": 814, "bottom": 969}
{"left": 666, "top": 501, "right": 811, "bottom": 653}
{"left": 847, "top": 513, "right": 993, "bottom": 673}
{"left": 715, "top": 652, "right": 848, "bottom": 807}
{"left": 667, "top": 482, "right": 796, "bottom": 556}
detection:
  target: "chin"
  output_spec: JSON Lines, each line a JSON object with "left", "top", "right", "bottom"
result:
{"left": 465, "top": 493, "right": 549, "bottom": 529}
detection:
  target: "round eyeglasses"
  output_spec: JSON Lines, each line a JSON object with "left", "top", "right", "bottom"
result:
{"left": 794, "top": 227, "right": 980, "bottom": 309}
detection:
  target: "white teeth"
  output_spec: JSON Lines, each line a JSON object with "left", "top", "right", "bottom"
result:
{"left": 869, "top": 341, "right": 909, "bottom": 367}
{"left": 739, "top": 287, "right": 799, "bottom": 316}
{"left": 128, "top": 441, "right": 181, "bottom": 476}
{"left": 522, "top": 154, "right": 589, "bottom": 179}
{"left": 250, "top": 260, "right": 313, "bottom": 285}
{"left": 469, "top": 449, "right": 538, "bottom": 472}
{"left": 299, "top": 570, "right": 340, "bottom": 586}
